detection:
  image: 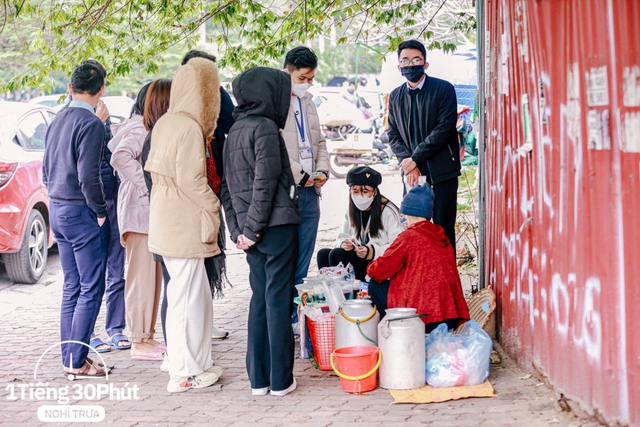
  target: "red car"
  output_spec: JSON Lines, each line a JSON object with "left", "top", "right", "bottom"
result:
{"left": 0, "top": 102, "right": 56, "bottom": 283}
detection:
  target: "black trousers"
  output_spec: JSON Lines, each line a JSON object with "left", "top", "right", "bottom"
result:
{"left": 160, "top": 262, "right": 170, "bottom": 345}
{"left": 432, "top": 178, "right": 459, "bottom": 251}
{"left": 245, "top": 225, "right": 298, "bottom": 391}
{"left": 316, "top": 247, "right": 371, "bottom": 281}
{"left": 368, "top": 278, "right": 390, "bottom": 319}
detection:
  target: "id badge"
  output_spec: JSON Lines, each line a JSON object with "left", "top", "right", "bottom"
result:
{"left": 299, "top": 146, "right": 313, "bottom": 160}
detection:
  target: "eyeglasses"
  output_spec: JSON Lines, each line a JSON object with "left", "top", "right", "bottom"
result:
{"left": 350, "top": 186, "right": 375, "bottom": 196}
{"left": 399, "top": 57, "right": 424, "bottom": 67}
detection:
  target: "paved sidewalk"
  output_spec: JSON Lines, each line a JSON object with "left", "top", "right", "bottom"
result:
{"left": 1, "top": 252, "right": 600, "bottom": 427}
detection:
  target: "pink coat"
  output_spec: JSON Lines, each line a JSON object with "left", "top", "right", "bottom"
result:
{"left": 108, "top": 115, "right": 150, "bottom": 239}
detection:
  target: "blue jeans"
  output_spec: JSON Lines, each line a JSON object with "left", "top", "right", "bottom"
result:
{"left": 51, "top": 203, "right": 109, "bottom": 368}
{"left": 292, "top": 186, "right": 320, "bottom": 322}
{"left": 102, "top": 197, "right": 126, "bottom": 338}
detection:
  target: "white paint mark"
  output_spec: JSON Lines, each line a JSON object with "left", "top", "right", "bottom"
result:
{"left": 587, "top": 109, "right": 612, "bottom": 150}
{"left": 558, "top": 105, "right": 569, "bottom": 235}
{"left": 567, "top": 63, "right": 582, "bottom": 141}
{"left": 622, "top": 65, "right": 640, "bottom": 107}
{"left": 514, "top": 0, "right": 529, "bottom": 63}
{"left": 536, "top": 134, "right": 555, "bottom": 219}
{"left": 581, "top": 277, "right": 602, "bottom": 363}
{"left": 550, "top": 273, "right": 569, "bottom": 337}
{"left": 540, "top": 287, "right": 548, "bottom": 324}
{"left": 585, "top": 66, "right": 610, "bottom": 107}
{"left": 540, "top": 71, "right": 551, "bottom": 87}
{"left": 622, "top": 111, "right": 640, "bottom": 153}
{"left": 501, "top": 32, "right": 510, "bottom": 95}
{"left": 519, "top": 169, "right": 533, "bottom": 216}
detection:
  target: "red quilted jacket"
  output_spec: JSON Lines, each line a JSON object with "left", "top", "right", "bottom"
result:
{"left": 367, "top": 220, "right": 470, "bottom": 325}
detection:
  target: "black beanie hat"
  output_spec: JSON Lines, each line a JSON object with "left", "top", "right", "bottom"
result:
{"left": 346, "top": 166, "right": 382, "bottom": 187}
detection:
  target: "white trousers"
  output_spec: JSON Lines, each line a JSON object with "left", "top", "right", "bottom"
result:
{"left": 164, "top": 257, "right": 213, "bottom": 377}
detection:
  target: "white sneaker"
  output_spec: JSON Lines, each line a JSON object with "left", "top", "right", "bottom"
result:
{"left": 270, "top": 378, "right": 297, "bottom": 397}
{"left": 251, "top": 386, "right": 269, "bottom": 396}
{"left": 205, "top": 365, "right": 224, "bottom": 377}
{"left": 160, "top": 356, "right": 170, "bottom": 373}
{"left": 166, "top": 371, "right": 220, "bottom": 393}
{"left": 212, "top": 327, "right": 229, "bottom": 340}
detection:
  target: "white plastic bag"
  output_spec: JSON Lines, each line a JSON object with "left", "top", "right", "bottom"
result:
{"left": 425, "top": 320, "right": 492, "bottom": 388}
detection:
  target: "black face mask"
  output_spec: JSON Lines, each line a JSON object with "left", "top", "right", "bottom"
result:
{"left": 401, "top": 65, "right": 425, "bottom": 83}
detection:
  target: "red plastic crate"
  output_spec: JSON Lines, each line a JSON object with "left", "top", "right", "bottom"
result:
{"left": 306, "top": 314, "right": 335, "bottom": 371}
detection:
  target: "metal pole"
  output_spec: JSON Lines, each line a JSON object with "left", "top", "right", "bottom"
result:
{"left": 477, "top": 0, "right": 486, "bottom": 290}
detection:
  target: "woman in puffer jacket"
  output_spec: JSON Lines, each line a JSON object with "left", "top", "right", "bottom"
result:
{"left": 223, "top": 67, "right": 300, "bottom": 397}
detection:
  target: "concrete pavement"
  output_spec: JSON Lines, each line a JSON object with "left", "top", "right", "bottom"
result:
{"left": 0, "top": 250, "right": 600, "bottom": 427}
{"left": 0, "top": 166, "right": 602, "bottom": 426}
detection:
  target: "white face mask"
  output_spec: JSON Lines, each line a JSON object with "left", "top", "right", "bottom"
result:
{"left": 292, "top": 82, "right": 312, "bottom": 98}
{"left": 352, "top": 194, "right": 374, "bottom": 211}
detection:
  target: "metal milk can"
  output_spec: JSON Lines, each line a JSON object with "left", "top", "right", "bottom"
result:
{"left": 378, "top": 308, "right": 426, "bottom": 390}
{"left": 335, "top": 300, "right": 380, "bottom": 349}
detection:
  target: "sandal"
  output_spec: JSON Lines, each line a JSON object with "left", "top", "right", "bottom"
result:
{"left": 132, "top": 345, "right": 165, "bottom": 361}
{"left": 85, "top": 357, "right": 113, "bottom": 372}
{"left": 64, "top": 361, "right": 106, "bottom": 380}
{"left": 89, "top": 337, "right": 112, "bottom": 353}
{"left": 108, "top": 333, "right": 132, "bottom": 350}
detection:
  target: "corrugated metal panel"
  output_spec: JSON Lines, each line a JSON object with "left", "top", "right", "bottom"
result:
{"left": 482, "top": 0, "right": 640, "bottom": 425}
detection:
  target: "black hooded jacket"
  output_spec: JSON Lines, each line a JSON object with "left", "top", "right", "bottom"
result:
{"left": 223, "top": 67, "right": 300, "bottom": 243}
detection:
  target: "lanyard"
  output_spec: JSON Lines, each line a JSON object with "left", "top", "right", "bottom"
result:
{"left": 359, "top": 211, "right": 371, "bottom": 245}
{"left": 294, "top": 97, "right": 306, "bottom": 143}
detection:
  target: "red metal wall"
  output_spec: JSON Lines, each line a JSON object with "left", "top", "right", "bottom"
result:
{"left": 483, "top": 1, "right": 639, "bottom": 425}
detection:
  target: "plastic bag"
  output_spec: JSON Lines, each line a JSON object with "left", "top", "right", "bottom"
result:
{"left": 300, "top": 304, "right": 329, "bottom": 322}
{"left": 317, "top": 262, "right": 355, "bottom": 281}
{"left": 425, "top": 320, "right": 492, "bottom": 388}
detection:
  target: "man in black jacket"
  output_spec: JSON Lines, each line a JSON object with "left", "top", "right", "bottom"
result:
{"left": 224, "top": 67, "right": 300, "bottom": 397}
{"left": 388, "top": 39, "right": 461, "bottom": 250}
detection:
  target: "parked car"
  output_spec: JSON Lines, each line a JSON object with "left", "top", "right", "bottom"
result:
{"left": 101, "top": 96, "right": 135, "bottom": 124}
{"left": 0, "top": 102, "right": 56, "bottom": 283}
{"left": 28, "top": 94, "right": 69, "bottom": 108}
{"left": 34, "top": 94, "right": 135, "bottom": 125}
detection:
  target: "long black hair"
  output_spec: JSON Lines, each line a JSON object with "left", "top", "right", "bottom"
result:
{"left": 129, "top": 82, "right": 151, "bottom": 118}
{"left": 349, "top": 186, "right": 384, "bottom": 241}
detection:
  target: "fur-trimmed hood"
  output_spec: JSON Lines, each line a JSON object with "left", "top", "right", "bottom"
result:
{"left": 170, "top": 57, "right": 220, "bottom": 137}
{"left": 143, "top": 57, "right": 223, "bottom": 259}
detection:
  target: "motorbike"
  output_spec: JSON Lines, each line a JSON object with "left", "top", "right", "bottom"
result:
{"left": 322, "top": 128, "right": 394, "bottom": 178}
{"left": 316, "top": 94, "right": 392, "bottom": 178}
